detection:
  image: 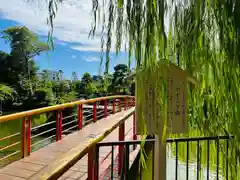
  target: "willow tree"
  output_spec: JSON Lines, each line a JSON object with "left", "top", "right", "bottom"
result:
{"left": 31, "top": 0, "right": 240, "bottom": 178}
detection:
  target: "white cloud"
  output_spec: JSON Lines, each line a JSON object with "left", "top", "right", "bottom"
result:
{"left": 0, "top": 0, "right": 126, "bottom": 52}
{"left": 71, "top": 45, "right": 118, "bottom": 53}
{"left": 71, "top": 45, "right": 103, "bottom": 53}
{"left": 85, "top": 57, "right": 100, "bottom": 62}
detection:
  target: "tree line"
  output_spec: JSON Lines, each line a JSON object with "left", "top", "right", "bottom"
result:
{"left": 0, "top": 26, "right": 134, "bottom": 114}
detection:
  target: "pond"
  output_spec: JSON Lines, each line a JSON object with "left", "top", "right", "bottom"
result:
{"left": 166, "top": 149, "right": 224, "bottom": 180}
{"left": 0, "top": 114, "right": 54, "bottom": 167}
{"left": 133, "top": 147, "right": 224, "bottom": 180}
{"left": 130, "top": 130, "right": 238, "bottom": 180}
{"left": 0, "top": 107, "right": 105, "bottom": 167}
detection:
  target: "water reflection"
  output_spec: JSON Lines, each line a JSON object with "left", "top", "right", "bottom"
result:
{"left": 167, "top": 149, "right": 224, "bottom": 180}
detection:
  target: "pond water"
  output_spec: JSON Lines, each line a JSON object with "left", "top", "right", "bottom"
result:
{"left": 0, "top": 107, "right": 99, "bottom": 167}
{"left": 135, "top": 145, "right": 225, "bottom": 180}
{"left": 0, "top": 117, "right": 53, "bottom": 167}
{"left": 166, "top": 149, "right": 224, "bottom": 180}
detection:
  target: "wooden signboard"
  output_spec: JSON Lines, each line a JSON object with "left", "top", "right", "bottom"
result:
{"left": 166, "top": 65, "right": 188, "bottom": 134}
{"left": 135, "top": 63, "right": 198, "bottom": 180}
{"left": 136, "top": 63, "right": 198, "bottom": 135}
{"left": 136, "top": 68, "right": 164, "bottom": 135}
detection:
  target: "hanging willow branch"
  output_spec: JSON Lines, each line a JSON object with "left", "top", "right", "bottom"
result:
{"left": 29, "top": 0, "right": 240, "bottom": 177}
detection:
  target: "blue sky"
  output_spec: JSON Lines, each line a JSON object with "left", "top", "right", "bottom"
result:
{"left": 0, "top": 0, "right": 133, "bottom": 80}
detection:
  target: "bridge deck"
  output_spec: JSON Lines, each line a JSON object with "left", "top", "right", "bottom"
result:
{"left": 0, "top": 108, "right": 138, "bottom": 180}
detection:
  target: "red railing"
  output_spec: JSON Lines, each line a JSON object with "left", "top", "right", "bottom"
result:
{"left": 0, "top": 95, "right": 135, "bottom": 168}
{"left": 85, "top": 108, "right": 138, "bottom": 180}
{"left": 28, "top": 99, "right": 136, "bottom": 180}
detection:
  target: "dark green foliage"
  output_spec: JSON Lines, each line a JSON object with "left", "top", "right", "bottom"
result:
{"left": 81, "top": 72, "right": 93, "bottom": 84}
{"left": 0, "top": 25, "right": 132, "bottom": 112}
{"left": 26, "top": 0, "right": 240, "bottom": 178}
{"left": 0, "top": 25, "right": 132, "bottom": 114}
{"left": 112, "top": 64, "right": 131, "bottom": 94}
{"left": 0, "top": 26, "right": 49, "bottom": 108}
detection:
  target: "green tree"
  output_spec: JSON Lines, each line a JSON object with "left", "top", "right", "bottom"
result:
{"left": 112, "top": 64, "right": 130, "bottom": 93}
{"left": 0, "top": 26, "right": 50, "bottom": 110}
{"left": 72, "top": 80, "right": 81, "bottom": 95}
{"left": 0, "top": 26, "right": 49, "bottom": 96}
{"left": 0, "top": 84, "right": 15, "bottom": 101}
{"left": 30, "top": 0, "right": 240, "bottom": 177}
{"left": 0, "top": 51, "right": 9, "bottom": 61}
{"left": 81, "top": 72, "right": 93, "bottom": 84}
{"left": 2, "top": 26, "right": 49, "bottom": 73}
{"left": 78, "top": 73, "right": 95, "bottom": 97}
{"left": 52, "top": 80, "right": 71, "bottom": 95}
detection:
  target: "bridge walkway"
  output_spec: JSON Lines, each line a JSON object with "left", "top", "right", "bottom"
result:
{"left": 0, "top": 108, "right": 137, "bottom": 180}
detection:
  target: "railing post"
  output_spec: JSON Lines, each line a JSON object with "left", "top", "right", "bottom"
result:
{"left": 93, "top": 102, "right": 97, "bottom": 122}
{"left": 113, "top": 99, "right": 116, "bottom": 114}
{"left": 21, "top": 117, "right": 26, "bottom": 158}
{"left": 124, "top": 97, "right": 127, "bottom": 110}
{"left": 27, "top": 116, "right": 31, "bottom": 155}
{"left": 119, "top": 99, "right": 122, "bottom": 112}
{"left": 88, "top": 148, "right": 94, "bottom": 180}
{"left": 78, "top": 104, "right": 83, "bottom": 130}
{"left": 118, "top": 122, "right": 125, "bottom": 175}
{"left": 59, "top": 111, "right": 63, "bottom": 140}
{"left": 56, "top": 111, "right": 62, "bottom": 141}
{"left": 132, "top": 97, "right": 135, "bottom": 107}
{"left": 104, "top": 100, "right": 108, "bottom": 118}
{"left": 94, "top": 146, "right": 99, "bottom": 180}
{"left": 133, "top": 112, "right": 137, "bottom": 150}
{"left": 56, "top": 111, "right": 59, "bottom": 141}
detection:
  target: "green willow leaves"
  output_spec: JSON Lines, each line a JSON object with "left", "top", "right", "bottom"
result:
{"left": 32, "top": 0, "right": 240, "bottom": 177}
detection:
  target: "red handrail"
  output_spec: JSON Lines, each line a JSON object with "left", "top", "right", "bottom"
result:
{"left": 0, "top": 96, "right": 135, "bottom": 167}
{"left": 30, "top": 108, "right": 135, "bottom": 180}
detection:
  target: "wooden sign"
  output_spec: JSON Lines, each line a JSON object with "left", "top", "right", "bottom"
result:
{"left": 136, "top": 67, "right": 164, "bottom": 135}
{"left": 136, "top": 65, "right": 164, "bottom": 135}
{"left": 135, "top": 63, "right": 198, "bottom": 180}
{"left": 166, "top": 65, "right": 188, "bottom": 134}
{"left": 136, "top": 63, "right": 198, "bottom": 135}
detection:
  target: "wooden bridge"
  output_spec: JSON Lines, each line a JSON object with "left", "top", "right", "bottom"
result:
{"left": 0, "top": 95, "right": 235, "bottom": 180}
{"left": 0, "top": 96, "right": 140, "bottom": 180}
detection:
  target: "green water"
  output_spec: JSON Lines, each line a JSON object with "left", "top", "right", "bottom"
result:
{"left": 133, "top": 149, "right": 225, "bottom": 180}
{"left": 0, "top": 114, "right": 51, "bottom": 167}
{"left": 130, "top": 130, "right": 239, "bottom": 180}
{"left": 169, "top": 130, "right": 239, "bottom": 179}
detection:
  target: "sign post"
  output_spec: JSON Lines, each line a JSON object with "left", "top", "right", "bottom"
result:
{"left": 135, "top": 63, "right": 198, "bottom": 180}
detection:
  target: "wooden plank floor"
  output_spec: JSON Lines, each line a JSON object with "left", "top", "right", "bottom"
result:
{"left": 0, "top": 108, "right": 136, "bottom": 180}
